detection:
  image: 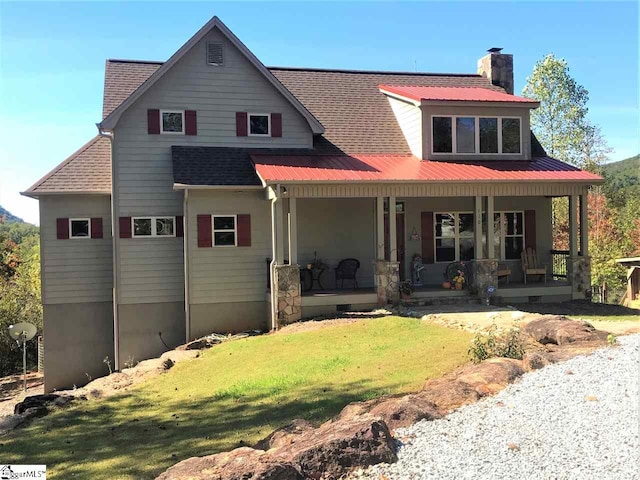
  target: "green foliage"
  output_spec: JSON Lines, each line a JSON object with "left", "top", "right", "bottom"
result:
{"left": 0, "top": 212, "right": 42, "bottom": 376}
{"left": 2, "top": 316, "right": 471, "bottom": 479}
{"left": 468, "top": 324, "right": 526, "bottom": 363}
{"left": 602, "top": 155, "right": 640, "bottom": 209}
{"left": 523, "top": 54, "right": 610, "bottom": 169}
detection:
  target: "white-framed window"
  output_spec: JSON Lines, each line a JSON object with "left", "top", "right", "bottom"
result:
{"left": 213, "top": 215, "right": 237, "bottom": 246}
{"left": 69, "top": 218, "right": 90, "bottom": 239}
{"left": 132, "top": 216, "right": 176, "bottom": 238}
{"left": 248, "top": 113, "right": 271, "bottom": 136}
{"left": 432, "top": 116, "right": 522, "bottom": 155}
{"left": 482, "top": 211, "right": 525, "bottom": 260}
{"left": 160, "top": 110, "right": 184, "bottom": 134}
{"left": 434, "top": 212, "right": 475, "bottom": 262}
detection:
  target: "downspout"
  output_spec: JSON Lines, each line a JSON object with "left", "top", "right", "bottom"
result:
{"left": 183, "top": 189, "right": 190, "bottom": 342}
{"left": 269, "top": 185, "right": 280, "bottom": 331}
{"left": 98, "top": 126, "right": 119, "bottom": 370}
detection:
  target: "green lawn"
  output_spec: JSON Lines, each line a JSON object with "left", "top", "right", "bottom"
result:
{"left": 1, "top": 316, "right": 472, "bottom": 480}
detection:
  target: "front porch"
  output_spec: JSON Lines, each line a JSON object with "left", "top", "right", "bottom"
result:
{"left": 266, "top": 187, "right": 590, "bottom": 326}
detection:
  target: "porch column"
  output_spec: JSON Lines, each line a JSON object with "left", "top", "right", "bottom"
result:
{"left": 569, "top": 195, "right": 579, "bottom": 257}
{"left": 567, "top": 194, "right": 591, "bottom": 299}
{"left": 579, "top": 193, "right": 589, "bottom": 257}
{"left": 474, "top": 196, "right": 484, "bottom": 260}
{"left": 389, "top": 196, "right": 397, "bottom": 262}
{"left": 275, "top": 194, "right": 285, "bottom": 263}
{"left": 376, "top": 196, "right": 385, "bottom": 260}
{"left": 485, "top": 196, "right": 495, "bottom": 259}
{"left": 288, "top": 197, "right": 298, "bottom": 265}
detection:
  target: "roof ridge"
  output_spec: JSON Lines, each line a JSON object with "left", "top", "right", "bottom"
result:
{"left": 268, "top": 66, "right": 482, "bottom": 77}
{"left": 22, "top": 136, "right": 104, "bottom": 194}
{"left": 107, "top": 58, "right": 164, "bottom": 65}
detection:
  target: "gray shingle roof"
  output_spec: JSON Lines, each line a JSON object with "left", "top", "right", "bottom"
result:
{"left": 23, "top": 136, "right": 111, "bottom": 196}
{"left": 30, "top": 60, "right": 546, "bottom": 193}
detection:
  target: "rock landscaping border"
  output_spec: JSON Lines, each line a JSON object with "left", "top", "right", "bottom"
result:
{"left": 156, "top": 315, "right": 612, "bottom": 480}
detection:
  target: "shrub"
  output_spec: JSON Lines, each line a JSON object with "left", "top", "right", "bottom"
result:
{"left": 468, "top": 323, "right": 526, "bottom": 363}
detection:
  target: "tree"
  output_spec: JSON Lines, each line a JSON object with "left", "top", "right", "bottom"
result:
{"left": 523, "top": 54, "right": 610, "bottom": 170}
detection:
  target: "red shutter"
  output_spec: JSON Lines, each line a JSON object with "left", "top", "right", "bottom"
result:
{"left": 176, "top": 215, "right": 184, "bottom": 237}
{"left": 119, "top": 217, "right": 132, "bottom": 239}
{"left": 56, "top": 218, "right": 69, "bottom": 240}
{"left": 147, "top": 109, "right": 160, "bottom": 134}
{"left": 271, "top": 113, "right": 282, "bottom": 137}
{"left": 185, "top": 110, "right": 197, "bottom": 135}
{"left": 524, "top": 210, "right": 536, "bottom": 250}
{"left": 237, "top": 214, "right": 251, "bottom": 247}
{"left": 197, "top": 215, "right": 212, "bottom": 248}
{"left": 91, "top": 218, "right": 103, "bottom": 239}
{"left": 421, "top": 212, "right": 435, "bottom": 264}
{"left": 236, "top": 112, "right": 248, "bottom": 136}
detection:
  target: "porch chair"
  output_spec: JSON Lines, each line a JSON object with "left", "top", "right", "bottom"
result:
{"left": 335, "top": 258, "right": 360, "bottom": 289}
{"left": 521, "top": 247, "right": 547, "bottom": 284}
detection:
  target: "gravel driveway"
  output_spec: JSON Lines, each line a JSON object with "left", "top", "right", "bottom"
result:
{"left": 355, "top": 334, "right": 640, "bottom": 480}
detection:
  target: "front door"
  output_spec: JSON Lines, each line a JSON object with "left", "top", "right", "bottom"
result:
{"left": 384, "top": 205, "right": 406, "bottom": 280}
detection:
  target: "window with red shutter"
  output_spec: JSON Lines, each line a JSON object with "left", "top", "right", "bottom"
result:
{"left": 271, "top": 113, "right": 282, "bottom": 137}
{"left": 236, "top": 112, "right": 248, "bottom": 136}
{"left": 119, "top": 217, "right": 132, "bottom": 238}
{"left": 421, "top": 212, "right": 435, "bottom": 264}
{"left": 185, "top": 110, "right": 197, "bottom": 135}
{"left": 56, "top": 218, "right": 69, "bottom": 240}
{"left": 91, "top": 218, "right": 103, "bottom": 239}
{"left": 197, "top": 215, "right": 212, "bottom": 248}
{"left": 237, "top": 214, "right": 251, "bottom": 247}
{"left": 147, "top": 109, "right": 160, "bottom": 134}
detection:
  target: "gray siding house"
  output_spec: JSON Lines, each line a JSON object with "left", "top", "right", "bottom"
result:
{"left": 23, "top": 17, "right": 602, "bottom": 392}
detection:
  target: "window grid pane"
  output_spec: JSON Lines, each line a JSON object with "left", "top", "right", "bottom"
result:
{"left": 134, "top": 218, "right": 152, "bottom": 236}
{"left": 156, "top": 218, "right": 174, "bottom": 236}
{"left": 162, "top": 112, "right": 183, "bottom": 133}
{"left": 479, "top": 118, "right": 498, "bottom": 153}
{"left": 502, "top": 118, "right": 521, "bottom": 153}
{"left": 71, "top": 220, "right": 89, "bottom": 238}
{"left": 456, "top": 117, "right": 476, "bottom": 153}
{"left": 432, "top": 117, "right": 452, "bottom": 153}
{"left": 249, "top": 115, "right": 269, "bottom": 135}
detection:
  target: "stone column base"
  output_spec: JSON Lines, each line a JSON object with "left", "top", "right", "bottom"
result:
{"left": 470, "top": 259, "right": 498, "bottom": 298}
{"left": 274, "top": 264, "right": 302, "bottom": 325}
{"left": 374, "top": 260, "right": 400, "bottom": 306}
{"left": 567, "top": 256, "right": 591, "bottom": 300}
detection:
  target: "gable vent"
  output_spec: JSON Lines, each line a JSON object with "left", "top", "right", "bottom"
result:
{"left": 207, "top": 43, "right": 224, "bottom": 66}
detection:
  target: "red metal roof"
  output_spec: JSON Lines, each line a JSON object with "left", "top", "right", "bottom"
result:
{"left": 252, "top": 154, "right": 603, "bottom": 184}
{"left": 379, "top": 85, "right": 538, "bottom": 104}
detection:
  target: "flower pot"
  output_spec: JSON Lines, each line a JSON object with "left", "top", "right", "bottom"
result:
{"left": 455, "top": 283, "right": 463, "bottom": 290}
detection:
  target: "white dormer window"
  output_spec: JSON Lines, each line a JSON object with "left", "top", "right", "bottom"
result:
{"left": 432, "top": 116, "right": 521, "bottom": 155}
{"left": 161, "top": 110, "right": 184, "bottom": 134}
{"left": 248, "top": 113, "right": 271, "bottom": 136}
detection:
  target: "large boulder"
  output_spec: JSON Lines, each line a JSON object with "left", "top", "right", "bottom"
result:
{"left": 524, "top": 315, "right": 607, "bottom": 345}
{"left": 367, "top": 394, "right": 442, "bottom": 431}
{"left": 273, "top": 414, "right": 397, "bottom": 479}
{"left": 14, "top": 394, "right": 80, "bottom": 415}
{"left": 255, "top": 419, "right": 315, "bottom": 451}
{"left": 156, "top": 447, "right": 303, "bottom": 480}
{"left": 455, "top": 358, "right": 525, "bottom": 396}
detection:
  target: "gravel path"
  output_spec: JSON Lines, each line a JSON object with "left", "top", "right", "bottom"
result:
{"left": 356, "top": 334, "right": 640, "bottom": 480}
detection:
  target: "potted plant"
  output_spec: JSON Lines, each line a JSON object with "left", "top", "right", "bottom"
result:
{"left": 452, "top": 270, "right": 466, "bottom": 290}
{"left": 399, "top": 280, "right": 414, "bottom": 300}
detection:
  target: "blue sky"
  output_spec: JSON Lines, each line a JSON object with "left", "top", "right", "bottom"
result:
{"left": 1, "top": 1, "right": 638, "bottom": 225}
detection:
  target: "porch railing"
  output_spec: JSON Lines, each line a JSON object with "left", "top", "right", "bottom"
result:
{"left": 550, "top": 249, "right": 569, "bottom": 279}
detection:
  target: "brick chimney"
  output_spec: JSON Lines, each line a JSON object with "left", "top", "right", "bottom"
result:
{"left": 477, "top": 48, "right": 514, "bottom": 94}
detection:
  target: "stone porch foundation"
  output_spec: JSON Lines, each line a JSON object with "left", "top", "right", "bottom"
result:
{"left": 374, "top": 260, "right": 400, "bottom": 306}
{"left": 274, "top": 264, "right": 302, "bottom": 325}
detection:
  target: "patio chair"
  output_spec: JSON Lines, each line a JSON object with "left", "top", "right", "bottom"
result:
{"left": 335, "top": 258, "right": 360, "bottom": 289}
{"left": 521, "top": 247, "right": 547, "bottom": 284}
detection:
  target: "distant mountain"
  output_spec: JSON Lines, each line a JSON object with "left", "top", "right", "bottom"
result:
{"left": 602, "top": 154, "right": 639, "bottom": 208}
{"left": 0, "top": 205, "right": 24, "bottom": 224}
